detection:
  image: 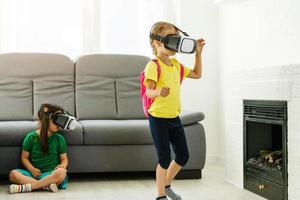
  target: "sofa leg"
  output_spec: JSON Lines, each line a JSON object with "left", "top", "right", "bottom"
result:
{"left": 175, "top": 170, "right": 202, "bottom": 179}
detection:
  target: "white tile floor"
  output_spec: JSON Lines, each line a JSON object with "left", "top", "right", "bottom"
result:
{"left": 0, "top": 165, "right": 266, "bottom": 200}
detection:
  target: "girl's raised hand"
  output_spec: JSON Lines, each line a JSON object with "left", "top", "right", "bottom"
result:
{"left": 196, "top": 38, "right": 206, "bottom": 54}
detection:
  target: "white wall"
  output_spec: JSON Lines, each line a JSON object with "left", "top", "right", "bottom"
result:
{"left": 218, "top": 0, "right": 300, "bottom": 71}
{"left": 179, "top": 0, "right": 220, "bottom": 164}
{"left": 218, "top": 0, "right": 300, "bottom": 198}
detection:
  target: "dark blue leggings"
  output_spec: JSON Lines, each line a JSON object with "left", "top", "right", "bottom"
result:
{"left": 149, "top": 114, "right": 189, "bottom": 169}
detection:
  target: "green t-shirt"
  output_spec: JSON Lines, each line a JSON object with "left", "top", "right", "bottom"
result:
{"left": 22, "top": 131, "right": 67, "bottom": 172}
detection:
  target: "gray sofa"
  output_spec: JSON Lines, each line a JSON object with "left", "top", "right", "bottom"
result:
{"left": 0, "top": 53, "right": 206, "bottom": 178}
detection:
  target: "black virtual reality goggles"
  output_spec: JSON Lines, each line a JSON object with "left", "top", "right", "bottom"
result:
{"left": 150, "top": 27, "right": 197, "bottom": 54}
{"left": 49, "top": 111, "right": 77, "bottom": 130}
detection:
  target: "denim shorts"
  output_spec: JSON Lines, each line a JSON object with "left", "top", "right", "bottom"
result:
{"left": 16, "top": 168, "right": 68, "bottom": 189}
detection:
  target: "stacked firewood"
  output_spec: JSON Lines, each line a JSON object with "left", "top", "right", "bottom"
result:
{"left": 248, "top": 150, "right": 282, "bottom": 172}
{"left": 260, "top": 150, "right": 282, "bottom": 164}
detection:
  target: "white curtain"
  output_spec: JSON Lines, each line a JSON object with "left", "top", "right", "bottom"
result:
{"left": 0, "top": 0, "right": 180, "bottom": 58}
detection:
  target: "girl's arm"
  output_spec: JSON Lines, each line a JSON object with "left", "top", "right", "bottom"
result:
{"left": 56, "top": 153, "right": 68, "bottom": 169}
{"left": 146, "top": 80, "right": 170, "bottom": 98}
{"left": 21, "top": 150, "right": 41, "bottom": 177}
{"left": 187, "top": 38, "right": 206, "bottom": 79}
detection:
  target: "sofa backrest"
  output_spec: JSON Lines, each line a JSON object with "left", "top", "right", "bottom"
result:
{"left": 0, "top": 53, "right": 75, "bottom": 121}
{"left": 75, "top": 54, "right": 150, "bottom": 120}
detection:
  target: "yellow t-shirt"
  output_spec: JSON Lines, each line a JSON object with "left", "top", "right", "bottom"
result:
{"left": 144, "top": 57, "right": 191, "bottom": 118}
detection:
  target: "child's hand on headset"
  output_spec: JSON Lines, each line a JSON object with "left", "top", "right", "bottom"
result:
{"left": 196, "top": 38, "right": 206, "bottom": 54}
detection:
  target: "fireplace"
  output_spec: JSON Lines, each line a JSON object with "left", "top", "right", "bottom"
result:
{"left": 243, "top": 100, "right": 287, "bottom": 200}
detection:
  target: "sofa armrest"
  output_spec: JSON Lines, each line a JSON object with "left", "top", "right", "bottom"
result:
{"left": 180, "top": 110, "right": 205, "bottom": 126}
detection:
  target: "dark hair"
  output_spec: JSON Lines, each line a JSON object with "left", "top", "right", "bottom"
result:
{"left": 38, "top": 103, "right": 64, "bottom": 154}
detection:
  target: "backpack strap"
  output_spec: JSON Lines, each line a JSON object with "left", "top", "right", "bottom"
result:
{"left": 179, "top": 63, "right": 184, "bottom": 84}
{"left": 152, "top": 59, "right": 161, "bottom": 83}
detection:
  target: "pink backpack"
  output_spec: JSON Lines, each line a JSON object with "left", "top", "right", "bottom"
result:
{"left": 140, "top": 59, "right": 184, "bottom": 118}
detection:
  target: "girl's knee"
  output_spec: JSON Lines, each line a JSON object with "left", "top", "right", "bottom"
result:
{"left": 53, "top": 168, "right": 66, "bottom": 181}
{"left": 9, "top": 170, "right": 18, "bottom": 182}
{"left": 159, "top": 156, "right": 171, "bottom": 169}
{"left": 176, "top": 152, "right": 190, "bottom": 167}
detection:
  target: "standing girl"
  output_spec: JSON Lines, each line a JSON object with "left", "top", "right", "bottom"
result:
{"left": 8, "top": 103, "right": 68, "bottom": 193}
{"left": 144, "top": 21, "right": 205, "bottom": 200}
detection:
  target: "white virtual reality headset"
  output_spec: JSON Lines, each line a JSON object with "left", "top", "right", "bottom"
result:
{"left": 150, "top": 27, "right": 197, "bottom": 54}
{"left": 49, "top": 111, "right": 77, "bottom": 130}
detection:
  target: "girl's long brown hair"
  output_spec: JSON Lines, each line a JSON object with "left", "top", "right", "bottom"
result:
{"left": 38, "top": 103, "right": 64, "bottom": 154}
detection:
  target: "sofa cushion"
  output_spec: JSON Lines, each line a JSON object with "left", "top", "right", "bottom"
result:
{"left": 115, "top": 77, "right": 145, "bottom": 119}
{"left": 81, "top": 120, "right": 153, "bottom": 145}
{"left": 75, "top": 54, "right": 150, "bottom": 120}
{"left": 0, "top": 121, "right": 84, "bottom": 146}
{"left": 33, "top": 79, "right": 75, "bottom": 119}
{"left": 0, "top": 121, "right": 37, "bottom": 146}
{"left": 0, "top": 53, "right": 75, "bottom": 121}
{"left": 81, "top": 111, "right": 204, "bottom": 145}
{"left": 76, "top": 76, "right": 117, "bottom": 119}
{"left": 0, "top": 79, "right": 33, "bottom": 120}
{"left": 57, "top": 124, "right": 84, "bottom": 145}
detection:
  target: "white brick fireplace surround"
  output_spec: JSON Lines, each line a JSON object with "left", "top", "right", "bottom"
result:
{"left": 222, "top": 64, "right": 300, "bottom": 199}
{"left": 217, "top": 0, "right": 300, "bottom": 199}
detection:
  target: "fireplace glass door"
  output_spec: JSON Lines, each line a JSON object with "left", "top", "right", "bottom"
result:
{"left": 243, "top": 100, "right": 287, "bottom": 200}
